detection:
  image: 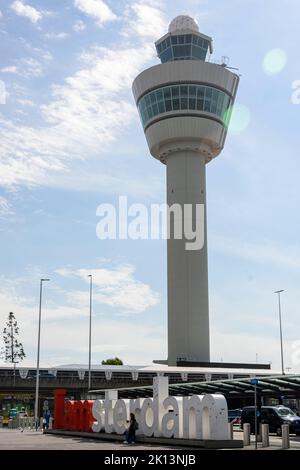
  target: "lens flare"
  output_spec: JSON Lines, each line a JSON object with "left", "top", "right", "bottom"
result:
{"left": 224, "top": 103, "right": 251, "bottom": 134}
{"left": 263, "top": 48, "right": 287, "bottom": 75}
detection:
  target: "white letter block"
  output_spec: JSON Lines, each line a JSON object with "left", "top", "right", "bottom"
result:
{"left": 201, "top": 394, "right": 229, "bottom": 440}
{"left": 153, "top": 376, "right": 169, "bottom": 437}
{"left": 92, "top": 400, "right": 104, "bottom": 433}
{"left": 183, "top": 395, "right": 204, "bottom": 439}
{"left": 161, "top": 396, "right": 183, "bottom": 438}
{"left": 113, "top": 399, "right": 128, "bottom": 435}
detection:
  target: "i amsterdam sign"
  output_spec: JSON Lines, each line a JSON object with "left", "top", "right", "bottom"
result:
{"left": 53, "top": 377, "right": 230, "bottom": 440}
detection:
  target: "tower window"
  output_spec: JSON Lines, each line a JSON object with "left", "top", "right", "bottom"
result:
{"left": 138, "top": 84, "right": 232, "bottom": 127}
{"left": 156, "top": 34, "right": 210, "bottom": 63}
{"left": 171, "top": 86, "right": 180, "bottom": 98}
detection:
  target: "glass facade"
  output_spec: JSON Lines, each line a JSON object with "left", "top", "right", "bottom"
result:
{"left": 138, "top": 84, "right": 232, "bottom": 127}
{"left": 156, "top": 34, "right": 210, "bottom": 63}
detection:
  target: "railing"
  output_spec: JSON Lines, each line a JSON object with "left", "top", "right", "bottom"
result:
{"left": 8, "top": 416, "right": 35, "bottom": 429}
{"left": 7, "top": 416, "right": 53, "bottom": 430}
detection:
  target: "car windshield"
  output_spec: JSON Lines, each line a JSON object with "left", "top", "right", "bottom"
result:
{"left": 276, "top": 407, "right": 295, "bottom": 416}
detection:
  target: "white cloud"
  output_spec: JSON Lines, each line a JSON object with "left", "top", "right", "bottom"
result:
{"left": 73, "top": 19, "right": 86, "bottom": 32}
{"left": 57, "top": 263, "right": 160, "bottom": 314}
{"left": 0, "top": 43, "right": 153, "bottom": 189}
{"left": 0, "top": 266, "right": 163, "bottom": 366}
{"left": 0, "top": 196, "right": 13, "bottom": 218}
{"left": 123, "top": 2, "right": 167, "bottom": 40}
{"left": 19, "top": 57, "right": 43, "bottom": 77}
{"left": 1, "top": 272, "right": 299, "bottom": 369}
{"left": 0, "top": 118, "right": 69, "bottom": 188}
{"left": 0, "top": 10, "right": 3, "bottom": 20}
{"left": 0, "top": 1, "right": 166, "bottom": 190}
{"left": 74, "top": 0, "right": 117, "bottom": 26}
{"left": 17, "top": 98, "right": 35, "bottom": 107}
{"left": 1, "top": 58, "right": 43, "bottom": 78}
{"left": 44, "top": 32, "right": 69, "bottom": 40}
{"left": 11, "top": 1, "right": 42, "bottom": 24}
{"left": 1, "top": 66, "right": 18, "bottom": 73}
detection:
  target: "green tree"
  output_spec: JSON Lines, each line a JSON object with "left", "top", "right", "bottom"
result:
{"left": 2, "top": 312, "right": 26, "bottom": 364}
{"left": 101, "top": 357, "right": 123, "bottom": 365}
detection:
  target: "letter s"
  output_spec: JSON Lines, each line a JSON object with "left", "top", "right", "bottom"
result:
{"left": 92, "top": 400, "right": 104, "bottom": 432}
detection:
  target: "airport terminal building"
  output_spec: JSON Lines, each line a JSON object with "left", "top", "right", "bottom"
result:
{"left": 1, "top": 363, "right": 300, "bottom": 418}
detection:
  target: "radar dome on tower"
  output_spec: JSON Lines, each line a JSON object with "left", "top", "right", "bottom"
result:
{"left": 168, "top": 15, "right": 199, "bottom": 33}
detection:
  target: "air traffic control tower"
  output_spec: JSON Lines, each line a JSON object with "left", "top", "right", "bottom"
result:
{"left": 132, "top": 16, "right": 239, "bottom": 366}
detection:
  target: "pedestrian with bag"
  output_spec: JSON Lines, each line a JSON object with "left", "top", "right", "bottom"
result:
{"left": 123, "top": 413, "right": 138, "bottom": 444}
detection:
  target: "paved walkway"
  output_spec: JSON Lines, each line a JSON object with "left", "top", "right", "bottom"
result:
{"left": 233, "top": 430, "right": 300, "bottom": 450}
{"left": 0, "top": 429, "right": 186, "bottom": 450}
{"left": 1, "top": 428, "right": 300, "bottom": 450}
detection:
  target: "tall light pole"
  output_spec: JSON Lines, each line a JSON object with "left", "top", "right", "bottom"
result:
{"left": 88, "top": 274, "right": 92, "bottom": 391}
{"left": 274, "top": 289, "right": 285, "bottom": 375}
{"left": 35, "top": 278, "right": 50, "bottom": 430}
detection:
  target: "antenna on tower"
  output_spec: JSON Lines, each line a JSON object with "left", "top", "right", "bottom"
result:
{"left": 221, "top": 56, "right": 229, "bottom": 66}
{"left": 221, "top": 55, "right": 239, "bottom": 71}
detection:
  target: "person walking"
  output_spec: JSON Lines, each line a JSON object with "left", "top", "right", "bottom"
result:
{"left": 42, "top": 409, "right": 51, "bottom": 431}
{"left": 124, "top": 413, "right": 138, "bottom": 444}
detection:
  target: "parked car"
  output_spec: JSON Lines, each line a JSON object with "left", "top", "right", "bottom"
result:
{"left": 228, "top": 409, "right": 242, "bottom": 425}
{"left": 241, "top": 406, "right": 300, "bottom": 436}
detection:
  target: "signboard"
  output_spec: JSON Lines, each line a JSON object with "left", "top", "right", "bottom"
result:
{"left": 91, "top": 377, "right": 229, "bottom": 440}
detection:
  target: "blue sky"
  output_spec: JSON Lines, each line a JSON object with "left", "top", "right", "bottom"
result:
{"left": 0, "top": 0, "right": 300, "bottom": 371}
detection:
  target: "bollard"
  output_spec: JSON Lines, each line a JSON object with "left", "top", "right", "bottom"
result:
{"left": 282, "top": 424, "right": 290, "bottom": 449}
{"left": 243, "top": 423, "right": 251, "bottom": 446}
{"left": 257, "top": 423, "right": 262, "bottom": 442}
{"left": 261, "top": 423, "right": 269, "bottom": 447}
{"left": 228, "top": 421, "right": 234, "bottom": 440}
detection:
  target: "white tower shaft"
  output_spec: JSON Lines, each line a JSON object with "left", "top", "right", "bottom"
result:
{"left": 167, "top": 150, "right": 209, "bottom": 365}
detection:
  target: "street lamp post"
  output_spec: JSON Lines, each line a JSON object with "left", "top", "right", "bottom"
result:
{"left": 250, "top": 378, "right": 259, "bottom": 449}
{"left": 34, "top": 278, "right": 50, "bottom": 430}
{"left": 274, "top": 289, "right": 285, "bottom": 375}
{"left": 88, "top": 274, "right": 93, "bottom": 392}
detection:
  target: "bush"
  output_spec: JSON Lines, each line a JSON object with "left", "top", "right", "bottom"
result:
{"left": 101, "top": 357, "right": 123, "bottom": 365}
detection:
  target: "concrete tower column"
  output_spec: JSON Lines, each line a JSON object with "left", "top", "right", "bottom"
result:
{"left": 166, "top": 150, "right": 209, "bottom": 365}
